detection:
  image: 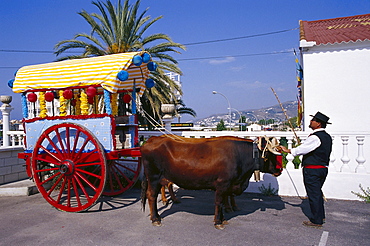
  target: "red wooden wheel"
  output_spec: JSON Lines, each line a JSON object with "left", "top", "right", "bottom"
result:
{"left": 103, "top": 157, "right": 142, "bottom": 196}
{"left": 31, "top": 123, "right": 106, "bottom": 212}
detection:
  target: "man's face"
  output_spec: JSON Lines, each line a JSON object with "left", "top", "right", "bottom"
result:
{"left": 309, "top": 118, "right": 321, "bottom": 130}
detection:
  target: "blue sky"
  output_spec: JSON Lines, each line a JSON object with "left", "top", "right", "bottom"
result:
{"left": 1, "top": 0, "right": 369, "bottom": 120}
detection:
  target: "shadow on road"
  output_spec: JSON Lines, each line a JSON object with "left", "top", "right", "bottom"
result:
{"left": 157, "top": 188, "right": 287, "bottom": 221}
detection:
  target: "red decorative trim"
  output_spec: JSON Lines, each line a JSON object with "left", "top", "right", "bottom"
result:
{"left": 111, "top": 117, "right": 117, "bottom": 149}
{"left": 23, "top": 86, "right": 133, "bottom": 94}
{"left": 106, "top": 147, "right": 141, "bottom": 160}
{"left": 24, "top": 113, "right": 112, "bottom": 123}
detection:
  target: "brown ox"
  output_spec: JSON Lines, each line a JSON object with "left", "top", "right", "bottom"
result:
{"left": 141, "top": 135, "right": 282, "bottom": 229}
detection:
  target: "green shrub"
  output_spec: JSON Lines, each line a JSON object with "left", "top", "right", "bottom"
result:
{"left": 351, "top": 184, "right": 370, "bottom": 203}
{"left": 258, "top": 183, "right": 278, "bottom": 196}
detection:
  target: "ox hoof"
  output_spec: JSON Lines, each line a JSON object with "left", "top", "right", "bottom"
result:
{"left": 152, "top": 221, "right": 162, "bottom": 227}
{"left": 214, "top": 224, "right": 225, "bottom": 230}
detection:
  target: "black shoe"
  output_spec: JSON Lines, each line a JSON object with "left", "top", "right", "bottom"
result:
{"left": 303, "top": 221, "right": 322, "bottom": 228}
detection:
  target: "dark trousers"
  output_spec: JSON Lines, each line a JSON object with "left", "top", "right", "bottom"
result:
{"left": 303, "top": 167, "right": 328, "bottom": 225}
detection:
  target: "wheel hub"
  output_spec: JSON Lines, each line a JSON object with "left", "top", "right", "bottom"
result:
{"left": 59, "top": 160, "right": 74, "bottom": 175}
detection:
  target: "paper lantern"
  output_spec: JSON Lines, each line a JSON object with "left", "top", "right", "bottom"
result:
{"left": 71, "top": 98, "right": 76, "bottom": 106}
{"left": 132, "top": 55, "right": 143, "bottom": 66}
{"left": 8, "top": 79, "right": 14, "bottom": 88}
{"left": 123, "top": 94, "right": 131, "bottom": 103}
{"left": 117, "top": 70, "right": 129, "bottom": 81}
{"left": 145, "top": 79, "right": 155, "bottom": 88}
{"left": 27, "top": 92, "right": 37, "bottom": 102}
{"left": 142, "top": 53, "right": 151, "bottom": 63}
{"left": 63, "top": 89, "right": 73, "bottom": 100}
{"left": 45, "top": 92, "right": 54, "bottom": 102}
{"left": 86, "top": 86, "right": 97, "bottom": 97}
{"left": 147, "top": 61, "right": 157, "bottom": 71}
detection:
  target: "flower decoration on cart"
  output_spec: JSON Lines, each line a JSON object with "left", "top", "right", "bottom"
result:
{"left": 10, "top": 51, "right": 156, "bottom": 119}
{"left": 8, "top": 51, "right": 156, "bottom": 213}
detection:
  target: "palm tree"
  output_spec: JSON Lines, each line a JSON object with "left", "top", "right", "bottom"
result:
{"left": 175, "top": 99, "right": 197, "bottom": 123}
{"left": 54, "top": 0, "right": 188, "bottom": 126}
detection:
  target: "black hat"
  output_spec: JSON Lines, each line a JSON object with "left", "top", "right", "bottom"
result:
{"left": 310, "top": 111, "right": 331, "bottom": 124}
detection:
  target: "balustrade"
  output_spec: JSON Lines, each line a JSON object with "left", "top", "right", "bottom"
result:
{"left": 1, "top": 126, "right": 369, "bottom": 174}
{"left": 340, "top": 136, "right": 351, "bottom": 172}
{"left": 355, "top": 136, "right": 367, "bottom": 173}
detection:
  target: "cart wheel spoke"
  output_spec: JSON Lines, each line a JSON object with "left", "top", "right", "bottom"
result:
{"left": 32, "top": 123, "right": 106, "bottom": 212}
{"left": 103, "top": 158, "right": 141, "bottom": 196}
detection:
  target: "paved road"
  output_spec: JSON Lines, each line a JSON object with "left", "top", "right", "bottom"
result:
{"left": 0, "top": 187, "right": 368, "bottom": 246}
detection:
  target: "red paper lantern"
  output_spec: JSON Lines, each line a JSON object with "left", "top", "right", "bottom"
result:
{"left": 123, "top": 94, "right": 131, "bottom": 103}
{"left": 27, "top": 93, "right": 37, "bottom": 102}
{"left": 71, "top": 99, "right": 76, "bottom": 106}
{"left": 63, "top": 89, "right": 73, "bottom": 100}
{"left": 86, "top": 86, "right": 97, "bottom": 98}
{"left": 45, "top": 92, "right": 54, "bottom": 102}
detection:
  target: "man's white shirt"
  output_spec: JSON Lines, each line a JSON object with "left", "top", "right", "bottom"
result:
{"left": 290, "top": 129, "right": 326, "bottom": 157}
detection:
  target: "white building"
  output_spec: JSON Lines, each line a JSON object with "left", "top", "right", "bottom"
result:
{"left": 299, "top": 13, "right": 370, "bottom": 132}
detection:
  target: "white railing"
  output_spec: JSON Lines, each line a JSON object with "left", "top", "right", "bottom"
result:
{"left": 2, "top": 129, "right": 369, "bottom": 200}
{"left": 2, "top": 129, "right": 370, "bottom": 174}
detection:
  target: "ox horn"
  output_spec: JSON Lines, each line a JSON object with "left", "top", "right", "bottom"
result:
{"left": 266, "top": 138, "right": 282, "bottom": 156}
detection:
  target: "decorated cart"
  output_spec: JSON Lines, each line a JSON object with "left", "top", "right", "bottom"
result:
{"left": 11, "top": 51, "right": 156, "bottom": 212}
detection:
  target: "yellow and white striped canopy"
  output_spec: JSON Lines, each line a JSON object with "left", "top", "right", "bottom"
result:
{"left": 12, "top": 51, "right": 151, "bottom": 96}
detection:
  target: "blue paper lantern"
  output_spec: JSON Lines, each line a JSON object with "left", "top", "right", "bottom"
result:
{"left": 145, "top": 79, "right": 155, "bottom": 88}
{"left": 147, "top": 62, "right": 157, "bottom": 71}
{"left": 142, "top": 53, "right": 151, "bottom": 63}
{"left": 132, "top": 55, "right": 143, "bottom": 66}
{"left": 117, "top": 70, "right": 129, "bottom": 81}
{"left": 8, "top": 79, "right": 14, "bottom": 88}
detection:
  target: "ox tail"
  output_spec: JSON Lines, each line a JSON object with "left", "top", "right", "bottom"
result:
{"left": 141, "top": 178, "right": 148, "bottom": 212}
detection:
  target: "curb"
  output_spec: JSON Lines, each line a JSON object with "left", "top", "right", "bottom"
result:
{"left": 0, "top": 179, "right": 38, "bottom": 196}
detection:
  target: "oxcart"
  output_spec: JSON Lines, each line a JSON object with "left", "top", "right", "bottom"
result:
{"left": 11, "top": 52, "right": 156, "bottom": 212}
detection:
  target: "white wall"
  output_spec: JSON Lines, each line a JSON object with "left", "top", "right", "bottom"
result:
{"left": 301, "top": 41, "right": 370, "bottom": 132}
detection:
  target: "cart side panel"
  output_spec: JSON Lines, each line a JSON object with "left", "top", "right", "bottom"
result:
{"left": 24, "top": 116, "right": 114, "bottom": 152}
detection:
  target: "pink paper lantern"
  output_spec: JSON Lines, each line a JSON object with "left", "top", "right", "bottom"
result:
{"left": 123, "top": 94, "right": 131, "bottom": 103}
{"left": 63, "top": 89, "right": 73, "bottom": 100}
{"left": 86, "top": 86, "right": 97, "bottom": 98}
{"left": 27, "top": 92, "right": 37, "bottom": 102}
{"left": 45, "top": 92, "right": 54, "bottom": 102}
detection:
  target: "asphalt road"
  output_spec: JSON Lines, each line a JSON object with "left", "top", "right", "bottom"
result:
{"left": 0, "top": 187, "right": 369, "bottom": 246}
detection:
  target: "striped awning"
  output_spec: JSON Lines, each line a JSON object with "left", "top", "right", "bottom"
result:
{"left": 12, "top": 51, "right": 151, "bottom": 96}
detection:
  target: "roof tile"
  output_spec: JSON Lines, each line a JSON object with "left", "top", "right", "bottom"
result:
{"left": 300, "top": 13, "right": 370, "bottom": 45}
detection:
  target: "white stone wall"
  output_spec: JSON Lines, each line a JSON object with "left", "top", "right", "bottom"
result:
{"left": 301, "top": 41, "right": 370, "bottom": 132}
{"left": 0, "top": 148, "right": 27, "bottom": 184}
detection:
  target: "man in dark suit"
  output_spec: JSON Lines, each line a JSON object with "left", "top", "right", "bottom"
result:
{"left": 280, "top": 111, "right": 332, "bottom": 228}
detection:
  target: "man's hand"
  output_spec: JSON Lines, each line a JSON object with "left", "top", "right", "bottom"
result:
{"left": 279, "top": 146, "right": 291, "bottom": 153}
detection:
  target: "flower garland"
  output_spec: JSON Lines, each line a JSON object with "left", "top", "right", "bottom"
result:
{"left": 80, "top": 89, "right": 89, "bottom": 115}
{"left": 21, "top": 93, "right": 28, "bottom": 118}
{"left": 39, "top": 92, "right": 47, "bottom": 118}
{"left": 59, "top": 90, "right": 67, "bottom": 116}
{"left": 104, "top": 89, "right": 112, "bottom": 115}
{"left": 111, "top": 93, "right": 118, "bottom": 116}
{"left": 75, "top": 93, "right": 81, "bottom": 115}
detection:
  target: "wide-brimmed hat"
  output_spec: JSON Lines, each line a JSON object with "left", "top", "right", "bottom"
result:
{"left": 310, "top": 111, "right": 331, "bottom": 124}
